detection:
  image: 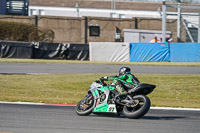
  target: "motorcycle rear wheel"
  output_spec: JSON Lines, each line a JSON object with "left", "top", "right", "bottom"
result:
{"left": 123, "top": 95, "right": 151, "bottom": 119}
{"left": 75, "top": 95, "right": 95, "bottom": 116}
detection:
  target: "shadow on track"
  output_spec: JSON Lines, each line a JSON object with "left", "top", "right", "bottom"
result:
{"left": 88, "top": 113, "right": 185, "bottom": 120}
{"left": 91, "top": 113, "right": 126, "bottom": 119}
{"left": 142, "top": 116, "right": 185, "bottom": 120}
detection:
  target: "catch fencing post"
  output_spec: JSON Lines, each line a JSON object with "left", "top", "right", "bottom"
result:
{"left": 177, "top": 2, "right": 181, "bottom": 42}
{"left": 162, "top": 0, "right": 166, "bottom": 42}
{"left": 198, "top": 13, "right": 200, "bottom": 43}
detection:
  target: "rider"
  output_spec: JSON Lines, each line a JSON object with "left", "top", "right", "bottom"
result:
{"left": 101, "top": 67, "right": 140, "bottom": 95}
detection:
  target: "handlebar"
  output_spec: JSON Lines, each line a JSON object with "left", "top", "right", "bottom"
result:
{"left": 99, "top": 78, "right": 107, "bottom": 86}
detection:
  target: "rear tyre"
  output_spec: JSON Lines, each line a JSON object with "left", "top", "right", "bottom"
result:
{"left": 123, "top": 95, "right": 151, "bottom": 119}
{"left": 75, "top": 95, "right": 95, "bottom": 116}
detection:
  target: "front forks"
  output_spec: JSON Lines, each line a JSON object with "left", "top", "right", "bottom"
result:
{"left": 84, "top": 94, "right": 93, "bottom": 104}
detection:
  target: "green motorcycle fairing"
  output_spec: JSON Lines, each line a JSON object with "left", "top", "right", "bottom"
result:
{"left": 94, "top": 104, "right": 117, "bottom": 113}
{"left": 92, "top": 85, "right": 115, "bottom": 96}
{"left": 93, "top": 86, "right": 117, "bottom": 113}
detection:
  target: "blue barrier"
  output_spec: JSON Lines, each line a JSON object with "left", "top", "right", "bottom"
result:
{"left": 130, "top": 43, "right": 200, "bottom": 62}
{"left": 130, "top": 43, "right": 170, "bottom": 62}
{"left": 170, "top": 43, "right": 200, "bottom": 62}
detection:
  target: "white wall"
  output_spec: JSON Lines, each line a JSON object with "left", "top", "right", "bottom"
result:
{"left": 29, "top": 6, "right": 199, "bottom": 28}
{"left": 89, "top": 42, "right": 130, "bottom": 62}
{"left": 29, "top": 6, "right": 164, "bottom": 18}
{"left": 116, "top": 0, "right": 200, "bottom": 3}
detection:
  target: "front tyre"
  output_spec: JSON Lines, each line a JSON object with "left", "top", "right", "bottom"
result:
{"left": 123, "top": 95, "right": 151, "bottom": 119}
{"left": 75, "top": 95, "right": 95, "bottom": 116}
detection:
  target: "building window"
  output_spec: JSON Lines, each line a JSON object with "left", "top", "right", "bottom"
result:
{"left": 39, "top": 10, "right": 45, "bottom": 15}
{"left": 119, "top": 14, "right": 125, "bottom": 18}
{"left": 31, "top": 9, "right": 37, "bottom": 15}
{"left": 110, "top": 13, "right": 118, "bottom": 18}
{"left": 89, "top": 25, "right": 100, "bottom": 36}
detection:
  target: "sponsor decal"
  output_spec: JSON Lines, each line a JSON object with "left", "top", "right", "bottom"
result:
{"left": 94, "top": 104, "right": 109, "bottom": 112}
{"left": 95, "top": 104, "right": 108, "bottom": 111}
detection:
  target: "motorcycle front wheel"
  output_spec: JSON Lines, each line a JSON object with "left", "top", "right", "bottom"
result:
{"left": 123, "top": 95, "right": 151, "bottom": 119}
{"left": 75, "top": 94, "right": 95, "bottom": 116}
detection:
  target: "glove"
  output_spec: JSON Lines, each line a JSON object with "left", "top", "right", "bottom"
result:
{"left": 103, "top": 76, "right": 108, "bottom": 80}
{"left": 100, "top": 76, "right": 108, "bottom": 82}
{"left": 100, "top": 76, "right": 107, "bottom": 80}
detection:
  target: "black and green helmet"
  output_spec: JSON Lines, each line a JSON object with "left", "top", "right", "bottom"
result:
{"left": 119, "top": 67, "right": 131, "bottom": 76}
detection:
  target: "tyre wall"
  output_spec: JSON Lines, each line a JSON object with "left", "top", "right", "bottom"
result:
{"left": 0, "top": 41, "right": 89, "bottom": 60}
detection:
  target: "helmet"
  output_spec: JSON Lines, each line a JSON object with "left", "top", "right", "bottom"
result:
{"left": 119, "top": 67, "right": 131, "bottom": 76}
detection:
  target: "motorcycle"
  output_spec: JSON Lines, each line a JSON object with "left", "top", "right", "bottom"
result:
{"left": 75, "top": 78, "right": 155, "bottom": 119}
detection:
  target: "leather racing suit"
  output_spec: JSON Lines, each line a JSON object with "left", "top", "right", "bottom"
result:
{"left": 103, "top": 74, "right": 140, "bottom": 95}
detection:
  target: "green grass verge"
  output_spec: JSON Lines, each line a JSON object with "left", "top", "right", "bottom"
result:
{"left": 0, "top": 73, "right": 200, "bottom": 108}
{"left": 0, "top": 58, "right": 200, "bottom": 67}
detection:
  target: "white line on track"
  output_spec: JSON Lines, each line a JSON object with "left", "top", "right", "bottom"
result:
{"left": 150, "top": 107, "right": 200, "bottom": 111}
{"left": 1, "top": 101, "right": 200, "bottom": 111}
{"left": 0, "top": 101, "right": 45, "bottom": 105}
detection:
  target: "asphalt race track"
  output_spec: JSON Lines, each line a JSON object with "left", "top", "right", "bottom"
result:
{"left": 0, "top": 62, "right": 200, "bottom": 74}
{"left": 0, "top": 62, "right": 200, "bottom": 133}
{"left": 0, "top": 103, "right": 200, "bottom": 133}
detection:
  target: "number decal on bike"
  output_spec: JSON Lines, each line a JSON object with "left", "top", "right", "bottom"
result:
{"left": 108, "top": 107, "right": 115, "bottom": 112}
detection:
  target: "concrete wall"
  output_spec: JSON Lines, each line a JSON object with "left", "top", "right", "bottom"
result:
{"left": 0, "top": 15, "right": 35, "bottom": 24}
{"left": 0, "top": 15, "right": 186, "bottom": 43}
{"left": 87, "top": 17, "right": 136, "bottom": 42}
{"left": 37, "top": 16, "right": 82, "bottom": 43}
